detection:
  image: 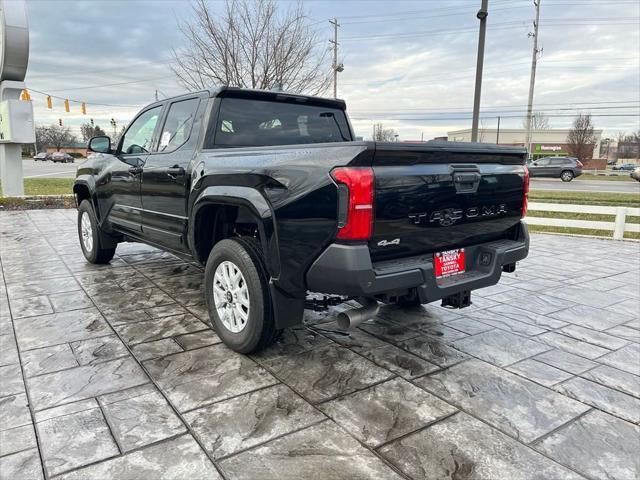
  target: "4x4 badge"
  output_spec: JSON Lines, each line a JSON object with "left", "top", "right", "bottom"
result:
{"left": 377, "top": 238, "right": 400, "bottom": 247}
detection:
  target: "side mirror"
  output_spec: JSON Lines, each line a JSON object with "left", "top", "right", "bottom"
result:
{"left": 88, "top": 136, "right": 112, "bottom": 154}
{"left": 532, "top": 162, "right": 538, "bottom": 166}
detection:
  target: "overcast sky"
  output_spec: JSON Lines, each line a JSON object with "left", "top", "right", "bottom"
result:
{"left": 25, "top": 0, "right": 640, "bottom": 141}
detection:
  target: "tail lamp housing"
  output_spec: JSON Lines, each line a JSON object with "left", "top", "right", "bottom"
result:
{"left": 331, "top": 167, "right": 374, "bottom": 241}
{"left": 522, "top": 165, "right": 530, "bottom": 218}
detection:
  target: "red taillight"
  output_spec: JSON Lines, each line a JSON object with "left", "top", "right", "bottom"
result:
{"left": 576, "top": 160, "right": 584, "bottom": 168}
{"left": 331, "top": 167, "right": 374, "bottom": 241}
{"left": 522, "top": 165, "right": 530, "bottom": 218}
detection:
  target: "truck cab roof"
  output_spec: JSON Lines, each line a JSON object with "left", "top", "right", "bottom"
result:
{"left": 147, "top": 86, "right": 347, "bottom": 111}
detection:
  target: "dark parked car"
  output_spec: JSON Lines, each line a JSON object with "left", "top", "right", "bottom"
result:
{"left": 74, "top": 87, "right": 529, "bottom": 353}
{"left": 612, "top": 163, "right": 637, "bottom": 171}
{"left": 51, "top": 152, "right": 74, "bottom": 163}
{"left": 33, "top": 152, "right": 50, "bottom": 161}
{"left": 527, "top": 156, "right": 583, "bottom": 182}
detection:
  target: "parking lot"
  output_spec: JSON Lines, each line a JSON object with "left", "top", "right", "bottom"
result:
{"left": 21, "top": 159, "right": 80, "bottom": 179}
{"left": 0, "top": 208, "right": 638, "bottom": 480}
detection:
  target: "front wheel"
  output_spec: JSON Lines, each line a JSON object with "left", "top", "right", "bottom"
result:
{"left": 560, "top": 170, "right": 574, "bottom": 182}
{"left": 204, "top": 237, "right": 280, "bottom": 353}
{"left": 77, "top": 200, "right": 116, "bottom": 264}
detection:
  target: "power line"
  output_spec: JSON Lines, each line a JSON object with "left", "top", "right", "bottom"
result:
{"left": 26, "top": 58, "right": 173, "bottom": 80}
{"left": 349, "top": 113, "right": 639, "bottom": 121}
{"left": 351, "top": 106, "right": 640, "bottom": 115}
{"left": 340, "top": 19, "right": 638, "bottom": 41}
{"left": 46, "top": 75, "right": 176, "bottom": 93}
{"left": 28, "top": 88, "right": 144, "bottom": 108}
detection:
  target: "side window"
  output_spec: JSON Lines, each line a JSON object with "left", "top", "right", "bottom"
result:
{"left": 536, "top": 158, "right": 550, "bottom": 166}
{"left": 157, "top": 98, "right": 200, "bottom": 153}
{"left": 121, "top": 106, "right": 162, "bottom": 155}
{"left": 550, "top": 158, "right": 564, "bottom": 166}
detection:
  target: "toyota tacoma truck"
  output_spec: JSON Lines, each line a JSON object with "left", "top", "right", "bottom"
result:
{"left": 75, "top": 87, "right": 530, "bottom": 353}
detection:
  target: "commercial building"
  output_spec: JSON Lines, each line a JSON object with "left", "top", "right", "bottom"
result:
{"left": 44, "top": 142, "right": 87, "bottom": 157}
{"left": 447, "top": 128, "right": 603, "bottom": 162}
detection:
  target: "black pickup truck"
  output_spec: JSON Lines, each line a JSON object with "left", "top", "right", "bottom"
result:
{"left": 75, "top": 87, "right": 530, "bottom": 353}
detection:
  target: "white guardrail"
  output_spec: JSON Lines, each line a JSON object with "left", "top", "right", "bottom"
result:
{"left": 526, "top": 202, "right": 640, "bottom": 240}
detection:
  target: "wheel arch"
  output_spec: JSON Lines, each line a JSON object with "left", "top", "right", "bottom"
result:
{"left": 73, "top": 178, "right": 98, "bottom": 214}
{"left": 189, "top": 186, "right": 280, "bottom": 278}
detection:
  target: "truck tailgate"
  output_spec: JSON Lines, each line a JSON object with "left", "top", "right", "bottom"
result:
{"left": 369, "top": 142, "right": 527, "bottom": 262}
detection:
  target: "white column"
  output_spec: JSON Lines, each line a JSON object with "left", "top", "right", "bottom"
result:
{"left": 0, "top": 143, "right": 24, "bottom": 196}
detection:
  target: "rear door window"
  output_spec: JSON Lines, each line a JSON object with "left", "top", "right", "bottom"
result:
{"left": 550, "top": 158, "right": 566, "bottom": 165}
{"left": 157, "top": 98, "right": 200, "bottom": 153}
{"left": 212, "top": 98, "right": 352, "bottom": 147}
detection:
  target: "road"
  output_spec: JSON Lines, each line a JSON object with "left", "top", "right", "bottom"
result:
{"left": 22, "top": 158, "right": 81, "bottom": 178}
{"left": 17, "top": 159, "right": 640, "bottom": 194}
{"left": 530, "top": 177, "right": 640, "bottom": 194}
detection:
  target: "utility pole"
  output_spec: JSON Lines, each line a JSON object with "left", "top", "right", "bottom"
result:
{"left": 155, "top": 89, "right": 159, "bottom": 102}
{"left": 471, "top": 0, "right": 489, "bottom": 142}
{"left": 524, "top": 0, "right": 541, "bottom": 156}
{"left": 329, "top": 18, "right": 343, "bottom": 98}
{"left": 496, "top": 116, "right": 501, "bottom": 144}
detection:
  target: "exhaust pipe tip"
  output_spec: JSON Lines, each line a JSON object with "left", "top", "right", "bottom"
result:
{"left": 336, "top": 311, "right": 353, "bottom": 330}
{"left": 336, "top": 298, "right": 380, "bottom": 329}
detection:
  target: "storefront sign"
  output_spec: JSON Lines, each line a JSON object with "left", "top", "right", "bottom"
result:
{"left": 535, "top": 144, "right": 563, "bottom": 152}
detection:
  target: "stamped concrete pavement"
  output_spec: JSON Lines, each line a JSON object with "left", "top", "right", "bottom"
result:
{"left": 0, "top": 209, "right": 639, "bottom": 479}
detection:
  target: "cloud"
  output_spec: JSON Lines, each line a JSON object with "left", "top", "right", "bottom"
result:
{"left": 23, "top": 0, "right": 639, "bottom": 140}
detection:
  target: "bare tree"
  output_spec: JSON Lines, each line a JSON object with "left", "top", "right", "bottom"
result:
{"left": 37, "top": 124, "right": 77, "bottom": 151}
{"left": 522, "top": 111, "right": 550, "bottom": 130}
{"left": 616, "top": 130, "right": 640, "bottom": 160}
{"left": 172, "top": 0, "right": 331, "bottom": 94}
{"left": 80, "top": 123, "right": 107, "bottom": 142}
{"left": 35, "top": 126, "right": 51, "bottom": 153}
{"left": 373, "top": 123, "right": 398, "bottom": 142}
{"left": 566, "top": 113, "right": 596, "bottom": 162}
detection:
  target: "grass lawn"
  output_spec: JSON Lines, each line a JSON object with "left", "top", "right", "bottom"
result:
{"left": 529, "top": 190, "right": 640, "bottom": 208}
{"left": 528, "top": 189, "right": 639, "bottom": 240}
{"left": 0, "top": 178, "right": 74, "bottom": 196}
{"left": 577, "top": 174, "right": 636, "bottom": 182}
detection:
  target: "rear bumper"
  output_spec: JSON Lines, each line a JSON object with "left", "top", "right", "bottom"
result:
{"left": 306, "top": 221, "right": 529, "bottom": 303}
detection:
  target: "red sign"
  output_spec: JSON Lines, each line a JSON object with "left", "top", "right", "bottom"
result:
{"left": 434, "top": 248, "right": 465, "bottom": 278}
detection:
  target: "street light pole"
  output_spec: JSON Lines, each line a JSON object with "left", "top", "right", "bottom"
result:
{"left": 329, "top": 18, "right": 342, "bottom": 99}
{"left": 471, "top": 0, "right": 488, "bottom": 142}
{"left": 524, "top": 0, "right": 541, "bottom": 156}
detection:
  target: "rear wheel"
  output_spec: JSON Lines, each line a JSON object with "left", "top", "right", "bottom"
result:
{"left": 204, "top": 237, "right": 280, "bottom": 353}
{"left": 77, "top": 200, "right": 116, "bottom": 264}
{"left": 561, "top": 170, "right": 574, "bottom": 182}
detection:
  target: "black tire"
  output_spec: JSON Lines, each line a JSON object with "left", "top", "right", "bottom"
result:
{"left": 395, "top": 289, "right": 423, "bottom": 307}
{"left": 204, "top": 237, "right": 280, "bottom": 353}
{"left": 77, "top": 200, "right": 116, "bottom": 264}
{"left": 560, "top": 170, "right": 574, "bottom": 182}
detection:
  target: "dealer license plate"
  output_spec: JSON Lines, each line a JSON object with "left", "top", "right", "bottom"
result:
{"left": 434, "top": 248, "right": 465, "bottom": 278}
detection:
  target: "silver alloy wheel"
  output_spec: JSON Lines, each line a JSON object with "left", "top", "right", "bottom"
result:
{"left": 213, "top": 260, "right": 250, "bottom": 333}
{"left": 561, "top": 171, "right": 573, "bottom": 181}
{"left": 80, "top": 212, "right": 93, "bottom": 253}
